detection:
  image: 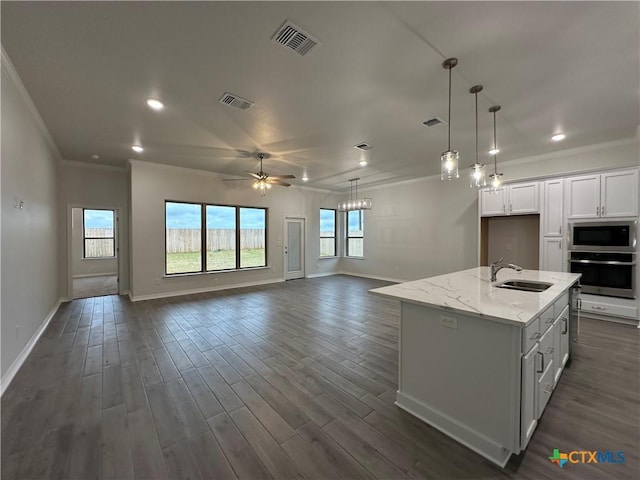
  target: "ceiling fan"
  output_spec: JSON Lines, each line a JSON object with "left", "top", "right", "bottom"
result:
{"left": 223, "top": 153, "right": 296, "bottom": 195}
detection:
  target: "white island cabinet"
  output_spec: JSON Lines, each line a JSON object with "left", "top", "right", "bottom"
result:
{"left": 370, "top": 267, "right": 580, "bottom": 467}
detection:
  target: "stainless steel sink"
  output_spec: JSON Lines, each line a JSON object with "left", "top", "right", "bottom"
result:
{"left": 494, "top": 280, "right": 553, "bottom": 292}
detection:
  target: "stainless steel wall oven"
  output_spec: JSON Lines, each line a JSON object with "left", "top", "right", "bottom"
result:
{"left": 569, "top": 221, "right": 637, "bottom": 299}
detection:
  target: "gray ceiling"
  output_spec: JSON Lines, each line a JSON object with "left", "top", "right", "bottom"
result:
{"left": 2, "top": 1, "right": 638, "bottom": 191}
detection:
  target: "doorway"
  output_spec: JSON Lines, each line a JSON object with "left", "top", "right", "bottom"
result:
{"left": 70, "top": 207, "right": 119, "bottom": 298}
{"left": 284, "top": 217, "right": 305, "bottom": 280}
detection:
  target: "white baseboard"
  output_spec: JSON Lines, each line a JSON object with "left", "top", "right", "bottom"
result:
{"left": 0, "top": 298, "right": 63, "bottom": 397}
{"left": 338, "top": 270, "right": 405, "bottom": 284}
{"left": 306, "top": 271, "right": 339, "bottom": 279}
{"left": 129, "top": 278, "right": 285, "bottom": 302}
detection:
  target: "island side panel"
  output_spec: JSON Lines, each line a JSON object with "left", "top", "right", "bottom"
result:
{"left": 396, "top": 302, "right": 521, "bottom": 466}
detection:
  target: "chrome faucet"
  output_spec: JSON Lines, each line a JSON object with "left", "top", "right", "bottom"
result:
{"left": 490, "top": 258, "right": 523, "bottom": 282}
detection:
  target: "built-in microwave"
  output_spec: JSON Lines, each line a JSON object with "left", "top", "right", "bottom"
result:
{"left": 569, "top": 220, "right": 637, "bottom": 252}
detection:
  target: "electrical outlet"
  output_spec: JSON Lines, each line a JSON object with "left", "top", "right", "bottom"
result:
{"left": 439, "top": 316, "right": 458, "bottom": 329}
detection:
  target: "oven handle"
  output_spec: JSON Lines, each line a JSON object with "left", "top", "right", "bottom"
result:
{"left": 568, "top": 259, "right": 636, "bottom": 266}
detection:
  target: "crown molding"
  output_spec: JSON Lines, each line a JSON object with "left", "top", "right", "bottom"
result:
{"left": 1, "top": 45, "right": 62, "bottom": 162}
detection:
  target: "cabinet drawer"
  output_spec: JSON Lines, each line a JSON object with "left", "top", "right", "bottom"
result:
{"left": 540, "top": 305, "right": 556, "bottom": 332}
{"left": 581, "top": 298, "right": 639, "bottom": 319}
{"left": 522, "top": 318, "right": 540, "bottom": 353}
{"left": 539, "top": 323, "right": 555, "bottom": 358}
{"left": 553, "top": 292, "right": 569, "bottom": 318}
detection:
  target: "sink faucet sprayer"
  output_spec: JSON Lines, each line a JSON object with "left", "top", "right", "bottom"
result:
{"left": 490, "top": 258, "right": 523, "bottom": 282}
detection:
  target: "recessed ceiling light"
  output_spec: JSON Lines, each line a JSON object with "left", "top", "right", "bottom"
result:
{"left": 488, "top": 148, "right": 500, "bottom": 156}
{"left": 146, "top": 98, "right": 164, "bottom": 111}
{"left": 131, "top": 145, "right": 144, "bottom": 153}
{"left": 551, "top": 133, "right": 566, "bottom": 142}
{"left": 91, "top": 154, "right": 100, "bottom": 159}
{"left": 302, "top": 175, "right": 309, "bottom": 182}
{"left": 358, "top": 160, "right": 368, "bottom": 167}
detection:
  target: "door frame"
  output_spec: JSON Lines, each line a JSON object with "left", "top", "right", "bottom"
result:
{"left": 284, "top": 216, "right": 306, "bottom": 280}
{"left": 66, "top": 203, "right": 121, "bottom": 299}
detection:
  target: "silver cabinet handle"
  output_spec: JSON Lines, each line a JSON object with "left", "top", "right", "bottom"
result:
{"left": 591, "top": 305, "right": 606, "bottom": 311}
{"left": 596, "top": 206, "right": 599, "bottom": 216}
{"left": 559, "top": 225, "right": 562, "bottom": 235}
{"left": 537, "top": 351, "right": 545, "bottom": 373}
{"left": 531, "top": 332, "right": 542, "bottom": 340}
{"left": 546, "top": 346, "right": 554, "bottom": 354}
{"left": 602, "top": 205, "right": 605, "bottom": 216}
{"left": 577, "top": 298, "right": 582, "bottom": 310}
{"left": 502, "top": 204, "right": 506, "bottom": 213}
{"left": 558, "top": 241, "right": 561, "bottom": 250}
{"left": 562, "top": 317, "right": 568, "bottom": 334}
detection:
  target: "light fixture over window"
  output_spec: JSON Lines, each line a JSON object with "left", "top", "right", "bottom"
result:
{"left": 441, "top": 58, "right": 460, "bottom": 180}
{"left": 488, "top": 105, "right": 503, "bottom": 191}
{"left": 469, "top": 85, "right": 486, "bottom": 188}
{"left": 337, "top": 178, "right": 372, "bottom": 212}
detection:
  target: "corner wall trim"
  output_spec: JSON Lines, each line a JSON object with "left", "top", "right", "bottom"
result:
{"left": 129, "top": 278, "right": 285, "bottom": 302}
{"left": 0, "top": 298, "right": 63, "bottom": 397}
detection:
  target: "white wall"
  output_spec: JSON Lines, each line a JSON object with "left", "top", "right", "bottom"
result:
{"left": 339, "top": 135, "right": 639, "bottom": 282}
{"left": 58, "top": 161, "right": 129, "bottom": 296}
{"left": 129, "top": 160, "right": 339, "bottom": 300}
{"left": 1, "top": 51, "right": 60, "bottom": 381}
{"left": 71, "top": 207, "right": 118, "bottom": 277}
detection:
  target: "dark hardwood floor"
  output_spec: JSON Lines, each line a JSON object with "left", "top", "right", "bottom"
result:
{"left": 2, "top": 275, "right": 639, "bottom": 479}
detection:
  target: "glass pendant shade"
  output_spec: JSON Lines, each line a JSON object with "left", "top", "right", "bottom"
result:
{"left": 470, "top": 163, "right": 486, "bottom": 188}
{"left": 489, "top": 172, "right": 503, "bottom": 191}
{"left": 441, "top": 150, "right": 459, "bottom": 180}
{"left": 337, "top": 178, "right": 372, "bottom": 211}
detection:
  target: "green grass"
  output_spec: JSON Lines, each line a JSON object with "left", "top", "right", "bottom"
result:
{"left": 166, "top": 249, "right": 265, "bottom": 274}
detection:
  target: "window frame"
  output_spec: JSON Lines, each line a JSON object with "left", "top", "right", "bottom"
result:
{"left": 83, "top": 208, "right": 116, "bottom": 259}
{"left": 345, "top": 210, "right": 364, "bottom": 258}
{"left": 319, "top": 208, "right": 337, "bottom": 258}
{"left": 165, "top": 200, "right": 268, "bottom": 276}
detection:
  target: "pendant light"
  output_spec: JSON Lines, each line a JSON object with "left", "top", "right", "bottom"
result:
{"left": 441, "top": 58, "right": 460, "bottom": 180}
{"left": 469, "top": 85, "right": 486, "bottom": 188}
{"left": 488, "top": 105, "right": 503, "bottom": 191}
{"left": 337, "top": 178, "right": 372, "bottom": 212}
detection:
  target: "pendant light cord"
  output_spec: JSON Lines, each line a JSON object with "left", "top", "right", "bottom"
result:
{"left": 474, "top": 91, "right": 478, "bottom": 164}
{"left": 492, "top": 110, "right": 497, "bottom": 174}
{"left": 447, "top": 67, "right": 452, "bottom": 151}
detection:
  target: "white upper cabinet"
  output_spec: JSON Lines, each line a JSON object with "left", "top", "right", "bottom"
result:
{"left": 566, "top": 169, "right": 638, "bottom": 219}
{"left": 541, "top": 237, "right": 564, "bottom": 272}
{"left": 480, "top": 182, "right": 539, "bottom": 217}
{"left": 509, "top": 182, "right": 540, "bottom": 215}
{"left": 480, "top": 187, "right": 507, "bottom": 216}
{"left": 601, "top": 170, "right": 638, "bottom": 218}
{"left": 542, "top": 180, "right": 564, "bottom": 236}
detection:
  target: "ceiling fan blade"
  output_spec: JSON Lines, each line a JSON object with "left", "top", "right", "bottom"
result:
{"left": 267, "top": 174, "right": 296, "bottom": 180}
{"left": 269, "top": 179, "right": 292, "bottom": 187}
{"left": 243, "top": 171, "right": 262, "bottom": 179}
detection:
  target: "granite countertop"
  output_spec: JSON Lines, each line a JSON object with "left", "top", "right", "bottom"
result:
{"left": 369, "top": 267, "right": 581, "bottom": 326}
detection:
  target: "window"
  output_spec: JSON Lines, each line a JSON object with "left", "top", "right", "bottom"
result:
{"left": 320, "top": 208, "right": 336, "bottom": 257}
{"left": 83, "top": 209, "right": 115, "bottom": 258}
{"left": 165, "top": 201, "right": 267, "bottom": 275}
{"left": 346, "top": 210, "right": 364, "bottom": 257}
{"left": 166, "top": 202, "right": 202, "bottom": 274}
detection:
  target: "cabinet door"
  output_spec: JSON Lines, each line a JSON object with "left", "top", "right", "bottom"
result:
{"left": 558, "top": 306, "right": 570, "bottom": 370}
{"left": 509, "top": 182, "right": 539, "bottom": 214}
{"left": 601, "top": 170, "right": 638, "bottom": 218}
{"left": 542, "top": 180, "right": 564, "bottom": 236}
{"left": 480, "top": 188, "right": 507, "bottom": 216}
{"left": 541, "top": 237, "right": 564, "bottom": 272}
{"left": 520, "top": 346, "right": 538, "bottom": 449}
{"left": 553, "top": 318, "right": 562, "bottom": 385}
{"left": 566, "top": 175, "right": 601, "bottom": 219}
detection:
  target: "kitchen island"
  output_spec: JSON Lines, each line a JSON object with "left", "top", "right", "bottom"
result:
{"left": 370, "top": 267, "right": 581, "bottom": 467}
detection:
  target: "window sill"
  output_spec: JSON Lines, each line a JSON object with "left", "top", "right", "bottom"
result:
{"left": 164, "top": 266, "right": 270, "bottom": 278}
{"left": 318, "top": 256, "right": 339, "bottom": 260}
{"left": 344, "top": 256, "right": 365, "bottom": 260}
{"left": 83, "top": 256, "right": 117, "bottom": 260}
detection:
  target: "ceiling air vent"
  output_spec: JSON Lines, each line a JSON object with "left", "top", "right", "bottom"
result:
{"left": 423, "top": 117, "right": 446, "bottom": 127}
{"left": 354, "top": 143, "right": 374, "bottom": 151}
{"left": 271, "top": 20, "right": 320, "bottom": 56}
{"left": 219, "top": 92, "right": 255, "bottom": 110}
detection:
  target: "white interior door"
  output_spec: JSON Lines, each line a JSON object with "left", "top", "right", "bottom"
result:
{"left": 285, "top": 218, "right": 305, "bottom": 280}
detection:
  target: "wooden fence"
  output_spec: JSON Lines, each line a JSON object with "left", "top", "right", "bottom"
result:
{"left": 85, "top": 228, "right": 115, "bottom": 257}
{"left": 166, "top": 229, "right": 265, "bottom": 253}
